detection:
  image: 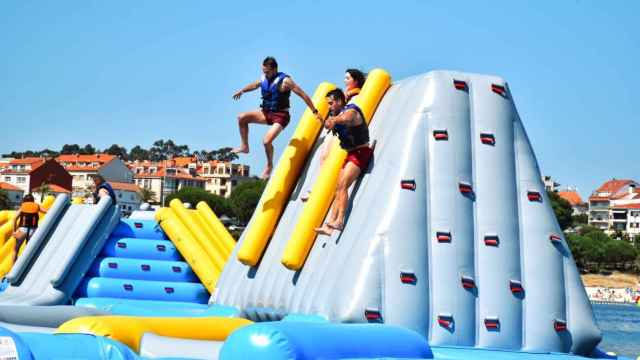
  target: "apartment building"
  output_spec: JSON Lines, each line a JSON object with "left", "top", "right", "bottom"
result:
{"left": 0, "top": 158, "right": 72, "bottom": 195}
{"left": 110, "top": 181, "right": 143, "bottom": 215}
{"left": 198, "top": 161, "right": 250, "bottom": 198}
{"left": 57, "top": 154, "right": 133, "bottom": 198}
{"left": 588, "top": 179, "right": 640, "bottom": 238}
{"left": 131, "top": 160, "right": 205, "bottom": 205}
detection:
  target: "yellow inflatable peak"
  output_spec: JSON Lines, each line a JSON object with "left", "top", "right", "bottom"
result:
{"left": 281, "top": 69, "right": 392, "bottom": 270}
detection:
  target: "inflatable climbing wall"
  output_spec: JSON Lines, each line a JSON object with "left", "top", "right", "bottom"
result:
{"left": 212, "top": 70, "right": 601, "bottom": 356}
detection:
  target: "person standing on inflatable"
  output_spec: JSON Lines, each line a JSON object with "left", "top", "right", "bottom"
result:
{"left": 231, "top": 57, "right": 321, "bottom": 179}
{"left": 12, "top": 194, "right": 47, "bottom": 261}
{"left": 92, "top": 175, "right": 117, "bottom": 205}
{"left": 315, "top": 88, "right": 373, "bottom": 236}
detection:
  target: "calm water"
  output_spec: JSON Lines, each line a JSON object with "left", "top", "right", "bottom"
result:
{"left": 593, "top": 303, "right": 640, "bottom": 358}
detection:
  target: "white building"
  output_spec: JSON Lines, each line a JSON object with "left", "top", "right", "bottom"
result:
{"left": 131, "top": 161, "right": 206, "bottom": 205}
{"left": 110, "top": 181, "right": 143, "bottom": 216}
{"left": 588, "top": 179, "right": 640, "bottom": 239}
{"left": 0, "top": 182, "right": 24, "bottom": 209}
{"left": 198, "top": 161, "right": 251, "bottom": 198}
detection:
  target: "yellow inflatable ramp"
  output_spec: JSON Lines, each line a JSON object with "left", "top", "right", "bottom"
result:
{"left": 157, "top": 199, "right": 235, "bottom": 292}
{"left": 237, "top": 82, "right": 337, "bottom": 266}
{"left": 58, "top": 315, "right": 252, "bottom": 353}
{"left": 0, "top": 195, "right": 56, "bottom": 277}
{"left": 281, "top": 69, "right": 392, "bottom": 270}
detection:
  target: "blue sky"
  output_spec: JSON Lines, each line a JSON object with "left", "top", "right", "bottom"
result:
{"left": 1, "top": 1, "right": 638, "bottom": 199}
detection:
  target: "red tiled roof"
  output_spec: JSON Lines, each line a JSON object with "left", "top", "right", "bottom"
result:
{"left": 56, "top": 154, "right": 115, "bottom": 163}
{"left": 66, "top": 166, "right": 100, "bottom": 172}
{"left": 9, "top": 157, "right": 44, "bottom": 165}
{"left": 0, "top": 182, "right": 22, "bottom": 191}
{"left": 558, "top": 191, "right": 583, "bottom": 206}
{"left": 110, "top": 181, "right": 141, "bottom": 192}
{"left": 589, "top": 179, "right": 638, "bottom": 201}
{"left": 612, "top": 203, "right": 640, "bottom": 210}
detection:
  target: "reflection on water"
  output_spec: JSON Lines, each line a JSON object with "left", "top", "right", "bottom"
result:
{"left": 593, "top": 303, "right": 640, "bottom": 358}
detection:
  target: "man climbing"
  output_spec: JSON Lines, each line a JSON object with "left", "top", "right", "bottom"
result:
{"left": 12, "top": 194, "right": 47, "bottom": 261}
{"left": 314, "top": 88, "right": 373, "bottom": 236}
{"left": 231, "top": 56, "right": 321, "bottom": 179}
{"left": 92, "top": 175, "right": 117, "bottom": 205}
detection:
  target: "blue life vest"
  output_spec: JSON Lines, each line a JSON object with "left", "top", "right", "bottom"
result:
{"left": 331, "top": 104, "right": 369, "bottom": 150}
{"left": 94, "top": 182, "right": 117, "bottom": 205}
{"left": 260, "top": 72, "right": 291, "bottom": 112}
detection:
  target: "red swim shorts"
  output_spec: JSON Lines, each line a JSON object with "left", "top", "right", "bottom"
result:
{"left": 262, "top": 110, "right": 291, "bottom": 129}
{"left": 344, "top": 146, "right": 373, "bottom": 171}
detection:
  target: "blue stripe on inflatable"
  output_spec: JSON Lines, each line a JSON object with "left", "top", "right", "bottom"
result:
{"left": 219, "top": 322, "right": 433, "bottom": 360}
{"left": 75, "top": 298, "right": 240, "bottom": 317}
{"left": 101, "top": 237, "right": 181, "bottom": 261}
{"left": 79, "top": 278, "right": 209, "bottom": 303}
{"left": 18, "top": 332, "right": 140, "bottom": 360}
{"left": 88, "top": 257, "right": 197, "bottom": 282}
{"left": 110, "top": 219, "right": 167, "bottom": 240}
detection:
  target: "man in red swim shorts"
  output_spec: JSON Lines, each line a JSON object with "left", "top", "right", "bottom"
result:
{"left": 232, "top": 57, "right": 321, "bottom": 179}
{"left": 315, "top": 88, "right": 373, "bottom": 236}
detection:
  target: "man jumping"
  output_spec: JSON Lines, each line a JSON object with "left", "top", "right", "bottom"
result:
{"left": 232, "top": 57, "right": 321, "bottom": 179}
{"left": 314, "top": 88, "right": 373, "bottom": 236}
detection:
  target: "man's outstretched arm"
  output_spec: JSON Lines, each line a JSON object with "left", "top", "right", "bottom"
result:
{"left": 233, "top": 80, "right": 261, "bottom": 100}
{"left": 284, "top": 78, "right": 319, "bottom": 115}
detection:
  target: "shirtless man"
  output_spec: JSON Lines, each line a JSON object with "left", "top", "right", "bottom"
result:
{"left": 314, "top": 88, "right": 373, "bottom": 235}
{"left": 232, "top": 57, "right": 321, "bottom": 179}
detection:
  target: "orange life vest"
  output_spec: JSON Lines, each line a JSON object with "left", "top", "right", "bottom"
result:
{"left": 18, "top": 202, "right": 39, "bottom": 228}
{"left": 345, "top": 87, "right": 361, "bottom": 102}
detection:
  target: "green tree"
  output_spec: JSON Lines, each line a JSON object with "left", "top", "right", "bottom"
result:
{"left": 0, "top": 190, "right": 10, "bottom": 210}
{"left": 80, "top": 144, "right": 96, "bottom": 155}
{"left": 547, "top": 191, "right": 573, "bottom": 230}
{"left": 572, "top": 213, "right": 588, "bottom": 226}
{"left": 228, "top": 180, "right": 266, "bottom": 224}
{"left": 60, "top": 144, "right": 81, "bottom": 154}
{"left": 105, "top": 144, "right": 128, "bottom": 160}
{"left": 129, "top": 145, "right": 150, "bottom": 161}
{"left": 138, "top": 187, "right": 157, "bottom": 203}
{"left": 165, "top": 187, "right": 232, "bottom": 217}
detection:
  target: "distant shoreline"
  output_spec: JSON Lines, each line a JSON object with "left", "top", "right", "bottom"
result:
{"left": 582, "top": 272, "right": 639, "bottom": 305}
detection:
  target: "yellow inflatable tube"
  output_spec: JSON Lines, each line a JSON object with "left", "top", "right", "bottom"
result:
{"left": 169, "top": 199, "right": 228, "bottom": 270}
{"left": 58, "top": 316, "right": 252, "bottom": 353}
{"left": 237, "top": 82, "right": 337, "bottom": 266}
{"left": 196, "top": 202, "right": 235, "bottom": 254}
{"left": 0, "top": 195, "right": 56, "bottom": 276}
{"left": 157, "top": 200, "right": 234, "bottom": 292}
{"left": 281, "top": 69, "right": 391, "bottom": 270}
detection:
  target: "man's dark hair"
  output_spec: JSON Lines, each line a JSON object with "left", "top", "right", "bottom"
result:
{"left": 326, "top": 88, "right": 346, "bottom": 103}
{"left": 23, "top": 193, "right": 34, "bottom": 202}
{"left": 93, "top": 175, "right": 105, "bottom": 184}
{"left": 263, "top": 57, "right": 278, "bottom": 69}
{"left": 346, "top": 69, "right": 366, "bottom": 88}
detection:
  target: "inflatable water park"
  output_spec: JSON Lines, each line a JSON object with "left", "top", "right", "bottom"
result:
{"left": 0, "top": 69, "right": 633, "bottom": 359}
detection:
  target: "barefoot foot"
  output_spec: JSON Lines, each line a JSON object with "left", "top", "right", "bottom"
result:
{"left": 260, "top": 166, "right": 273, "bottom": 180}
{"left": 314, "top": 224, "right": 334, "bottom": 236}
{"left": 327, "top": 222, "right": 344, "bottom": 231}
{"left": 232, "top": 146, "right": 249, "bottom": 154}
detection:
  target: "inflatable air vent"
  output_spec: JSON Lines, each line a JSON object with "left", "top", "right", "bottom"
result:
{"left": 433, "top": 129, "right": 449, "bottom": 141}
{"left": 401, "top": 180, "right": 417, "bottom": 191}
{"left": 453, "top": 79, "right": 468, "bottom": 91}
